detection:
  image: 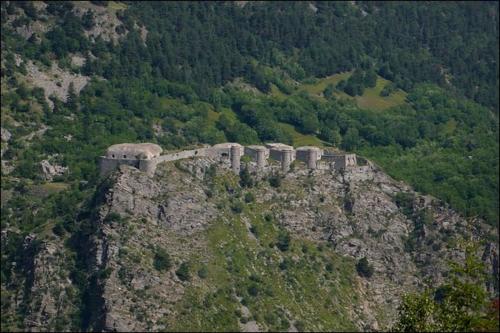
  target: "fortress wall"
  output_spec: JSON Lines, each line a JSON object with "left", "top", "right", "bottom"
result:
{"left": 155, "top": 148, "right": 209, "bottom": 164}
{"left": 244, "top": 147, "right": 259, "bottom": 160}
{"left": 322, "top": 154, "right": 346, "bottom": 170}
{"left": 295, "top": 150, "right": 310, "bottom": 163}
{"left": 244, "top": 146, "right": 268, "bottom": 168}
{"left": 139, "top": 159, "right": 157, "bottom": 176}
{"left": 100, "top": 142, "right": 356, "bottom": 177}
{"left": 206, "top": 147, "right": 231, "bottom": 159}
{"left": 269, "top": 149, "right": 285, "bottom": 162}
{"left": 99, "top": 157, "right": 140, "bottom": 177}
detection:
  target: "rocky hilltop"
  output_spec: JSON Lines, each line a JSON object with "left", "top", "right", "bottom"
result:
{"left": 6, "top": 156, "right": 496, "bottom": 332}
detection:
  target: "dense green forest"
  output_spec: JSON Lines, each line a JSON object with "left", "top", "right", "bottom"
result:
{"left": 1, "top": 1, "right": 498, "bottom": 228}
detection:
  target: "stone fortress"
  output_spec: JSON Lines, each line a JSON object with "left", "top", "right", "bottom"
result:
{"left": 99, "top": 142, "right": 357, "bottom": 177}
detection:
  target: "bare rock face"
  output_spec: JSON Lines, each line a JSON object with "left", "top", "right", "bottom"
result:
{"left": 80, "top": 158, "right": 496, "bottom": 331}
{"left": 0, "top": 231, "right": 79, "bottom": 332}
{"left": 1, "top": 128, "right": 12, "bottom": 142}
{"left": 24, "top": 60, "right": 90, "bottom": 109}
{"left": 1, "top": 128, "right": 12, "bottom": 157}
{"left": 40, "top": 159, "right": 68, "bottom": 181}
{"left": 23, "top": 237, "right": 78, "bottom": 332}
{"left": 87, "top": 160, "right": 221, "bottom": 331}
{"left": 103, "top": 163, "right": 217, "bottom": 234}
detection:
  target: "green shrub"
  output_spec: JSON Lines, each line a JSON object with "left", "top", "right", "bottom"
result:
{"left": 197, "top": 266, "right": 208, "bottom": 279}
{"left": 153, "top": 248, "right": 172, "bottom": 272}
{"left": 239, "top": 167, "right": 253, "bottom": 187}
{"left": 244, "top": 192, "right": 255, "bottom": 203}
{"left": 248, "top": 284, "right": 259, "bottom": 297}
{"left": 356, "top": 257, "right": 374, "bottom": 278}
{"left": 176, "top": 262, "right": 191, "bottom": 281}
{"left": 295, "top": 320, "right": 306, "bottom": 331}
{"left": 264, "top": 312, "right": 278, "bottom": 325}
{"left": 52, "top": 222, "right": 65, "bottom": 236}
{"left": 276, "top": 230, "right": 291, "bottom": 252}
{"left": 268, "top": 174, "right": 282, "bottom": 188}
{"left": 231, "top": 200, "right": 244, "bottom": 213}
{"left": 249, "top": 225, "right": 259, "bottom": 238}
{"left": 279, "top": 258, "right": 291, "bottom": 271}
{"left": 104, "top": 212, "right": 122, "bottom": 224}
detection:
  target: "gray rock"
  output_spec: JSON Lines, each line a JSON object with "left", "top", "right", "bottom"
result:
{"left": 40, "top": 160, "right": 68, "bottom": 181}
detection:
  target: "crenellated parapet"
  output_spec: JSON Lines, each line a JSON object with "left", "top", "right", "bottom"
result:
{"left": 99, "top": 142, "right": 357, "bottom": 177}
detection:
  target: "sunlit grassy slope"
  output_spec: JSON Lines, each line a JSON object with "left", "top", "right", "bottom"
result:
{"left": 292, "top": 72, "right": 408, "bottom": 112}
{"left": 354, "top": 77, "right": 407, "bottom": 111}
{"left": 278, "top": 123, "right": 326, "bottom": 147}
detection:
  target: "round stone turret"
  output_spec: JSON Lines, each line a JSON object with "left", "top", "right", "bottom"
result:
{"left": 281, "top": 149, "right": 293, "bottom": 172}
{"left": 106, "top": 143, "right": 162, "bottom": 160}
{"left": 245, "top": 145, "right": 268, "bottom": 169}
{"left": 231, "top": 145, "right": 241, "bottom": 174}
{"left": 296, "top": 146, "right": 322, "bottom": 169}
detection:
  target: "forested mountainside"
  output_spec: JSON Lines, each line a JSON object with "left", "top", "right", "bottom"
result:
{"left": 1, "top": 1, "right": 499, "bottom": 332}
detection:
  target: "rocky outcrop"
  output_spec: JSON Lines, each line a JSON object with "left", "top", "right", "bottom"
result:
{"left": 1, "top": 128, "right": 12, "bottom": 142}
{"left": 39, "top": 159, "right": 68, "bottom": 181}
{"left": 4, "top": 156, "right": 495, "bottom": 332}
{"left": 22, "top": 235, "right": 79, "bottom": 332}
{"left": 24, "top": 61, "right": 90, "bottom": 109}
{"left": 1, "top": 128, "right": 12, "bottom": 157}
{"left": 82, "top": 157, "right": 496, "bottom": 331}
{"left": 0, "top": 230, "right": 79, "bottom": 332}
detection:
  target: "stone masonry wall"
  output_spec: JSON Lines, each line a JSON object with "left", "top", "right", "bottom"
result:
{"left": 99, "top": 143, "right": 356, "bottom": 177}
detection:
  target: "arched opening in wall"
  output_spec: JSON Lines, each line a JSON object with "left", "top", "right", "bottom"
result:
{"left": 112, "top": 154, "right": 115, "bottom": 158}
{"left": 222, "top": 153, "right": 228, "bottom": 157}
{"left": 195, "top": 150, "right": 198, "bottom": 155}
{"left": 123, "top": 155, "right": 127, "bottom": 158}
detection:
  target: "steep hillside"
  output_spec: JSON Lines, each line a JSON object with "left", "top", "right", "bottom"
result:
{"left": 1, "top": 2, "right": 498, "bottom": 331}
{"left": 2, "top": 157, "right": 497, "bottom": 331}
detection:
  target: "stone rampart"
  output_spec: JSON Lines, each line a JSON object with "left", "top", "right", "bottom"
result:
{"left": 99, "top": 142, "right": 357, "bottom": 177}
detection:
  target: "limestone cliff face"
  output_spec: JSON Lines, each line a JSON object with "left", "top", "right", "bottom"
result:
{"left": 4, "top": 157, "right": 496, "bottom": 332}
{"left": 0, "top": 230, "right": 80, "bottom": 332}
{"left": 81, "top": 157, "right": 497, "bottom": 331}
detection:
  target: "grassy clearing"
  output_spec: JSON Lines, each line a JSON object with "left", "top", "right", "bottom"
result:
{"left": 299, "top": 72, "right": 353, "bottom": 96}
{"left": 108, "top": 1, "right": 128, "bottom": 10}
{"left": 28, "top": 182, "right": 70, "bottom": 199}
{"left": 285, "top": 72, "right": 407, "bottom": 112}
{"left": 278, "top": 123, "right": 325, "bottom": 147}
{"left": 355, "top": 77, "right": 407, "bottom": 111}
{"left": 269, "top": 84, "right": 289, "bottom": 100}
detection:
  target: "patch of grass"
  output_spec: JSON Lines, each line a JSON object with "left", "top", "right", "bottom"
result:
{"left": 293, "top": 72, "right": 407, "bottom": 112}
{"left": 108, "top": 1, "right": 128, "bottom": 10}
{"left": 355, "top": 77, "right": 407, "bottom": 111}
{"left": 278, "top": 123, "right": 325, "bottom": 147}
{"left": 29, "top": 182, "right": 70, "bottom": 198}
{"left": 269, "top": 84, "right": 288, "bottom": 100}
{"left": 299, "top": 72, "right": 353, "bottom": 96}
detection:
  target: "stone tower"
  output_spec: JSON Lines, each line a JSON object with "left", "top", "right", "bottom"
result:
{"left": 281, "top": 149, "right": 293, "bottom": 172}
{"left": 307, "top": 149, "right": 318, "bottom": 169}
{"left": 231, "top": 145, "right": 241, "bottom": 174}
